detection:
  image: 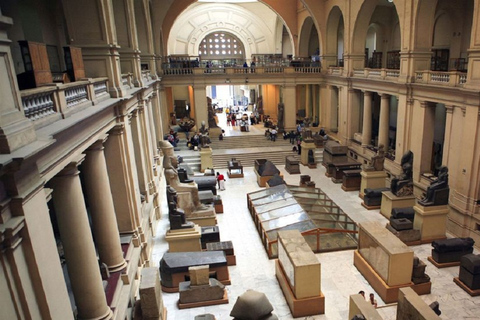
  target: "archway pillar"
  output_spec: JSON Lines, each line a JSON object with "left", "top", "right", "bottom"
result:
{"left": 321, "top": 54, "right": 338, "bottom": 71}
{"left": 410, "top": 101, "right": 435, "bottom": 179}
{"left": 464, "top": 0, "right": 480, "bottom": 89}
{"left": 344, "top": 53, "right": 367, "bottom": 76}
{"left": 399, "top": 51, "right": 432, "bottom": 83}
{"left": 361, "top": 91, "right": 373, "bottom": 146}
{"left": 193, "top": 85, "right": 208, "bottom": 128}
{"left": 282, "top": 84, "right": 297, "bottom": 131}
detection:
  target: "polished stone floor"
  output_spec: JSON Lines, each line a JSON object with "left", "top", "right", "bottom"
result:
{"left": 152, "top": 137, "right": 480, "bottom": 319}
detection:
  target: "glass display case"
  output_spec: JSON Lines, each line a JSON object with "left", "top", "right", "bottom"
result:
{"left": 358, "top": 221, "right": 414, "bottom": 286}
{"left": 277, "top": 230, "right": 321, "bottom": 299}
{"left": 247, "top": 185, "right": 358, "bottom": 258}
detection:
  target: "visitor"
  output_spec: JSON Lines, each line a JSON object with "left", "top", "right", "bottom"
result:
{"left": 216, "top": 172, "right": 226, "bottom": 191}
{"left": 250, "top": 60, "right": 256, "bottom": 73}
{"left": 358, "top": 291, "right": 365, "bottom": 299}
{"left": 243, "top": 61, "right": 248, "bottom": 73}
{"left": 369, "top": 293, "right": 377, "bottom": 308}
{"left": 270, "top": 127, "right": 278, "bottom": 141}
{"left": 227, "top": 113, "right": 231, "bottom": 126}
{"left": 231, "top": 113, "right": 236, "bottom": 126}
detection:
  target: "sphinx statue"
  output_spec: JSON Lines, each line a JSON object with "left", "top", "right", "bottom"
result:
{"left": 159, "top": 140, "right": 209, "bottom": 213}
{"left": 390, "top": 150, "right": 414, "bottom": 197}
{"left": 166, "top": 186, "right": 194, "bottom": 230}
{"left": 364, "top": 144, "right": 385, "bottom": 172}
{"left": 418, "top": 166, "right": 449, "bottom": 206}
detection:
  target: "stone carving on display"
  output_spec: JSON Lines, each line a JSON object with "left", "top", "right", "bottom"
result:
{"left": 199, "top": 133, "right": 211, "bottom": 148}
{"left": 411, "top": 256, "right": 430, "bottom": 284}
{"left": 364, "top": 144, "right": 385, "bottom": 172}
{"left": 207, "top": 97, "right": 219, "bottom": 129}
{"left": 178, "top": 265, "right": 226, "bottom": 306}
{"left": 418, "top": 166, "right": 449, "bottom": 206}
{"left": 159, "top": 140, "right": 208, "bottom": 212}
{"left": 431, "top": 237, "right": 474, "bottom": 264}
{"left": 166, "top": 186, "right": 194, "bottom": 230}
{"left": 390, "top": 150, "right": 414, "bottom": 197}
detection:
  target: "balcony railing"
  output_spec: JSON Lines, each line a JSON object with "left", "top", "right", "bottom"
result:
{"left": 21, "top": 78, "right": 109, "bottom": 127}
{"left": 352, "top": 68, "right": 400, "bottom": 79}
{"left": 414, "top": 70, "right": 467, "bottom": 87}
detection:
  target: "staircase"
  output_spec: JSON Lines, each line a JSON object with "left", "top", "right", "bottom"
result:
{"left": 175, "top": 139, "right": 201, "bottom": 172}
{"left": 210, "top": 135, "right": 324, "bottom": 169}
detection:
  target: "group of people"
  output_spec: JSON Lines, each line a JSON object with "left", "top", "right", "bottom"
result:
{"left": 358, "top": 291, "right": 377, "bottom": 308}
{"left": 166, "top": 129, "right": 179, "bottom": 147}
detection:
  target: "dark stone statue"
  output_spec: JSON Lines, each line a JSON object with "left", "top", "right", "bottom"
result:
{"left": 277, "top": 103, "right": 284, "bottom": 132}
{"left": 207, "top": 97, "right": 218, "bottom": 129}
{"left": 167, "top": 186, "right": 194, "bottom": 230}
{"left": 418, "top": 166, "right": 449, "bottom": 206}
{"left": 257, "top": 96, "right": 264, "bottom": 115}
{"left": 308, "top": 149, "right": 315, "bottom": 165}
{"left": 364, "top": 144, "right": 385, "bottom": 171}
{"left": 199, "top": 133, "right": 211, "bottom": 148}
{"left": 390, "top": 150, "right": 414, "bottom": 197}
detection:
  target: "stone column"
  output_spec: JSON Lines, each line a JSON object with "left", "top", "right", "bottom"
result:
{"left": 131, "top": 108, "right": 150, "bottom": 199}
{"left": 442, "top": 105, "right": 454, "bottom": 166}
{"left": 151, "top": 86, "right": 164, "bottom": 146}
{"left": 158, "top": 85, "right": 170, "bottom": 138}
{"left": 193, "top": 85, "right": 208, "bottom": 127}
{"left": 410, "top": 101, "right": 435, "bottom": 176}
{"left": 0, "top": 11, "right": 36, "bottom": 153}
{"left": 362, "top": 91, "right": 373, "bottom": 146}
{"left": 83, "top": 139, "right": 127, "bottom": 272}
{"left": 51, "top": 158, "right": 112, "bottom": 320}
{"left": 104, "top": 124, "right": 141, "bottom": 234}
{"left": 378, "top": 94, "right": 390, "bottom": 148}
{"left": 282, "top": 84, "right": 296, "bottom": 131}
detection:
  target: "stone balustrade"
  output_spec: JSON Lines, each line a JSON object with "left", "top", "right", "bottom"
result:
{"left": 20, "top": 78, "right": 109, "bottom": 127}
{"left": 414, "top": 70, "right": 467, "bottom": 87}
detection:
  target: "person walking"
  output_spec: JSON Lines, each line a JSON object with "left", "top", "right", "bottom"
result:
{"left": 216, "top": 172, "right": 226, "bottom": 191}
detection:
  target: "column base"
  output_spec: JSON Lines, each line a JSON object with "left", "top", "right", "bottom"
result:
{"left": 107, "top": 259, "right": 128, "bottom": 273}
{"left": 78, "top": 308, "right": 113, "bottom": 320}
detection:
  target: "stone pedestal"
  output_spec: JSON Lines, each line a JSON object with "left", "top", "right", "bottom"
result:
{"left": 359, "top": 170, "right": 387, "bottom": 199}
{"left": 300, "top": 141, "right": 316, "bottom": 166}
{"left": 139, "top": 268, "right": 167, "bottom": 320}
{"left": 380, "top": 191, "right": 416, "bottom": 219}
{"left": 413, "top": 204, "right": 449, "bottom": 243}
{"left": 176, "top": 192, "right": 217, "bottom": 226}
{"left": 348, "top": 294, "right": 382, "bottom": 320}
{"left": 200, "top": 147, "right": 213, "bottom": 172}
{"left": 165, "top": 225, "right": 202, "bottom": 252}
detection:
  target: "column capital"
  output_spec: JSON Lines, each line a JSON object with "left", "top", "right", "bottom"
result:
{"left": 0, "top": 217, "right": 25, "bottom": 251}
{"left": 380, "top": 93, "right": 390, "bottom": 99}
{"left": 407, "top": 98, "right": 415, "bottom": 105}
{"left": 86, "top": 136, "right": 108, "bottom": 152}
{"left": 110, "top": 123, "right": 125, "bottom": 136}
{"left": 56, "top": 155, "right": 86, "bottom": 177}
{"left": 445, "top": 105, "right": 454, "bottom": 114}
{"left": 420, "top": 101, "right": 432, "bottom": 108}
{"left": 363, "top": 90, "right": 373, "bottom": 97}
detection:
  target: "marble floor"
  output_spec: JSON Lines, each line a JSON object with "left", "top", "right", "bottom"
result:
{"left": 152, "top": 142, "right": 480, "bottom": 320}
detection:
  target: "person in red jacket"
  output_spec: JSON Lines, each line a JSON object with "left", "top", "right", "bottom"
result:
{"left": 216, "top": 172, "right": 226, "bottom": 190}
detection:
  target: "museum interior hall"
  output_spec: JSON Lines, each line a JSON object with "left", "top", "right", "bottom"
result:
{"left": 1, "top": 0, "right": 480, "bottom": 319}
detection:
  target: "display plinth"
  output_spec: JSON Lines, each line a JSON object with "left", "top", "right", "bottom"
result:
{"left": 186, "top": 214, "right": 217, "bottom": 227}
{"left": 361, "top": 202, "right": 381, "bottom": 210}
{"left": 300, "top": 141, "right": 316, "bottom": 166}
{"left": 177, "top": 289, "right": 229, "bottom": 309}
{"left": 348, "top": 294, "right": 383, "bottom": 320}
{"left": 200, "top": 147, "right": 213, "bottom": 172}
{"left": 413, "top": 204, "right": 449, "bottom": 243}
{"left": 380, "top": 191, "right": 416, "bottom": 219}
{"left": 165, "top": 225, "right": 202, "bottom": 252}
{"left": 359, "top": 170, "right": 387, "bottom": 199}
{"left": 385, "top": 223, "right": 421, "bottom": 246}
{"left": 255, "top": 170, "right": 283, "bottom": 187}
{"left": 353, "top": 251, "right": 431, "bottom": 303}
{"left": 275, "top": 260, "right": 325, "bottom": 317}
{"left": 161, "top": 272, "right": 231, "bottom": 293}
{"left": 453, "top": 277, "right": 480, "bottom": 296}
{"left": 427, "top": 256, "right": 460, "bottom": 268}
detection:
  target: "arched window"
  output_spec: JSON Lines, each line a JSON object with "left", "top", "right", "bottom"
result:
{"left": 198, "top": 32, "right": 245, "bottom": 60}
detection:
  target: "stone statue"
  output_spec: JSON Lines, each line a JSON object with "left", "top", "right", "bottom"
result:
{"left": 277, "top": 103, "right": 284, "bottom": 132}
{"left": 207, "top": 97, "right": 218, "bottom": 129}
{"left": 390, "top": 150, "right": 414, "bottom": 197}
{"left": 304, "top": 117, "right": 311, "bottom": 128}
{"left": 166, "top": 186, "right": 194, "bottom": 230}
{"left": 418, "top": 166, "right": 449, "bottom": 206}
{"left": 199, "top": 121, "right": 208, "bottom": 135}
{"left": 199, "top": 133, "right": 210, "bottom": 148}
{"left": 159, "top": 140, "right": 208, "bottom": 212}
{"left": 257, "top": 96, "right": 264, "bottom": 115}
{"left": 364, "top": 144, "right": 385, "bottom": 171}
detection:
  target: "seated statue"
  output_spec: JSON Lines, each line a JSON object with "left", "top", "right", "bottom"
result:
{"left": 166, "top": 186, "right": 194, "bottom": 230}
{"left": 159, "top": 141, "right": 208, "bottom": 213}
{"left": 390, "top": 150, "right": 414, "bottom": 196}
{"left": 418, "top": 166, "right": 449, "bottom": 206}
{"left": 199, "top": 133, "right": 211, "bottom": 148}
{"left": 364, "top": 144, "right": 385, "bottom": 171}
